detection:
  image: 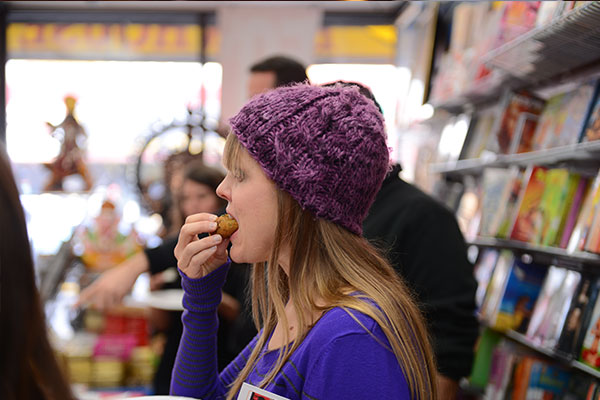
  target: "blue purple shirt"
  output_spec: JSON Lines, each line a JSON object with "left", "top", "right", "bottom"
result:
{"left": 170, "top": 262, "right": 412, "bottom": 400}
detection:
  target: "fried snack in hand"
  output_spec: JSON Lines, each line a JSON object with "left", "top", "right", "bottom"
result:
{"left": 214, "top": 214, "right": 238, "bottom": 238}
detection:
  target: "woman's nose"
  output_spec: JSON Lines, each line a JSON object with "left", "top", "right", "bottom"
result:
{"left": 216, "top": 178, "right": 229, "bottom": 201}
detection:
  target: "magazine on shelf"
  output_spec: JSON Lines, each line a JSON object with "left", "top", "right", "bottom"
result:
{"left": 579, "top": 283, "right": 600, "bottom": 371}
{"left": 509, "top": 166, "right": 548, "bottom": 243}
{"left": 531, "top": 93, "right": 567, "bottom": 151}
{"left": 537, "top": 170, "right": 581, "bottom": 247}
{"left": 567, "top": 172, "right": 600, "bottom": 253}
{"left": 478, "top": 168, "right": 516, "bottom": 237}
{"left": 484, "top": 340, "right": 520, "bottom": 400}
{"left": 474, "top": 249, "right": 501, "bottom": 309}
{"left": 531, "top": 269, "right": 581, "bottom": 349}
{"left": 584, "top": 207, "right": 600, "bottom": 254}
{"left": 491, "top": 258, "right": 547, "bottom": 333}
{"left": 493, "top": 92, "right": 545, "bottom": 155}
{"left": 526, "top": 266, "right": 568, "bottom": 343}
{"left": 535, "top": 80, "right": 599, "bottom": 149}
{"left": 582, "top": 92, "right": 600, "bottom": 142}
{"left": 480, "top": 250, "right": 514, "bottom": 323}
{"left": 461, "top": 105, "right": 500, "bottom": 160}
{"left": 559, "top": 177, "right": 590, "bottom": 249}
{"left": 556, "top": 277, "right": 599, "bottom": 358}
{"left": 495, "top": 168, "right": 527, "bottom": 239}
{"left": 523, "top": 360, "right": 570, "bottom": 398}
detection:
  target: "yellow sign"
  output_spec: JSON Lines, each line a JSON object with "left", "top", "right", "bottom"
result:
{"left": 315, "top": 25, "right": 397, "bottom": 62}
{"left": 7, "top": 22, "right": 219, "bottom": 61}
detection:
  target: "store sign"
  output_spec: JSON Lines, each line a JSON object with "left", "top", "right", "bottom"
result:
{"left": 315, "top": 25, "right": 397, "bottom": 63}
{"left": 7, "top": 23, "right": 219, "bottom": 61}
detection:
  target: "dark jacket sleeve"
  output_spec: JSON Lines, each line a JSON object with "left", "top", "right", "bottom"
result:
{"left": 144, "top": 236, "right": 180, "bottom": 275}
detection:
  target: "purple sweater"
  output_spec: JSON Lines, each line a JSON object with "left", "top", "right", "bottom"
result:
{"left": 170, "top": 262, "right": 411, "bottom": 400}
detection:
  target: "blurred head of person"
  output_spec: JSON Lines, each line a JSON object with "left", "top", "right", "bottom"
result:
{"left": 247, "top": 55, "right": 308, "bottom": 97}
{"left": 321, "top": 80, "right": 384, "bottom": 115}
{"left": 179, "top": 161, "right": 226, "bottom": 219}
{"left": 0, "top": 145, "right": 75, "bottom": 400}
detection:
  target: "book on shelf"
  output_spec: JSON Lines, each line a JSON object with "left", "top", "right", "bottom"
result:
{"left": 531, "top": 93, "right": 566, "bottom": 151}
{"left": 509, "top": 166, "right": 548, "bottom": 243}
{"left": 526, "top": 266, "right": 569, "bottom": 343}
{"left": 435, "top": 113, "right": 472, "bottom": 165}
{"left": 455, "top": 176, "right": 482, "bottom": 241}
{"left": 567, "top": 172, "right": 600, "bottom": 253}
{"left": 480, "top": 250, "right": 514, "bottom": 323}
{"left": 580, "top": 279, "right": 600, "bottom": 371}
{"left": 562, "top": 372, "right": 600, "bottom": 400}
{"left": 493, "top": 91, "right": 545, "bottom": 155}
{"left": 469, "top": 327, "right": 503, "bottom": 389}
{"left": 556, "top": 277, "right": 600, "bottom": 359}
{"left": 486, "top": 257, "right": 547, "bottom": 333}
{"left": 484, "top": 340, "right": 520, "bottom": 400}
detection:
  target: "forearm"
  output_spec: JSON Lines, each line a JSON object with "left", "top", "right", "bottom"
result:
{"left": 170, "top": 261, "right": 232, "bottom": 399}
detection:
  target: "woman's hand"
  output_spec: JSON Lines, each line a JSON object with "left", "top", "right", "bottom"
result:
{"left": 175, "top": 213, "right": 230, "bottom": 279}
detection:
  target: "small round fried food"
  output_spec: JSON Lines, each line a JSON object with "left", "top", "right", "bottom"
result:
{"left": 214, "top": 213, "right": 238, "bottom": 238}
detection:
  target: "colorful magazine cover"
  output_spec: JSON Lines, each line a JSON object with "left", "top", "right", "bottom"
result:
{"left": 582, "top": 94, "right": 600, "bottom": 142}
{"left": 494, "top": 92, "right": 545, "bottom": 154}
{"left": 478, "top": 168, "right": 516, "bottom": 237}
{"left": 509, "top": 166, "right": 548, "bottom": 243}
{"left": 526, "top": 266, "right": 568, "bottom": 343}
{"left": 559, "top": 177, "right": 590, "bottom": 249}
{"left": 495, "top": 168, "right": 527, "bottom": 239}
{"left": 580, "top": 288, "right": 600, "bottom": 371}
{"left": 493, "top": 258, "right": 547, "bottom": 333}
{"left": 531, "top": 93, "right": 566, "bottom": 151}
{"left": 480, "top": 250, "right": 514, "bottom": 323}
{"left": 538, "top": 170, "right": 581, "bottom": 247}
{"left": 556, "top": 277, "right": 599, "bottom": 358}
{"left": 552, "top": 80, "right": 598, "bottom": 148}
{"left": 474, "top": 249, "right": 501, "bottom": 309}
{"left": 567, "top": 172, "right": 600, "bottom": 252}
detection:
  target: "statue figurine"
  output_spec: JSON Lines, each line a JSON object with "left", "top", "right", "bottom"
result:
{"left": 44, "top": 95, "right": 93, "bottom": 191}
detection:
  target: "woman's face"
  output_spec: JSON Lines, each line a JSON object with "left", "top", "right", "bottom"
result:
{"left": 216, "top": 148, "right": 278, "bottom": 264}
{"left": 180, "top": 180, "right": 221, "bottom": 217}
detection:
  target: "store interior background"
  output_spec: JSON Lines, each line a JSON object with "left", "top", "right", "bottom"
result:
{"left": 5, "top": 0, "right": 600, "bottom": 397}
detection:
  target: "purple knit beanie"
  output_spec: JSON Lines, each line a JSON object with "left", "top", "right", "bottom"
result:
{"left": 229, "top": 84, "right": 389, "bottom": 235}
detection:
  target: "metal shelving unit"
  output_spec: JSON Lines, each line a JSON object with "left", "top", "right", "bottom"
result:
{"left": 430, "top": 140, "right": 600, "bottom": 177}
{"left": 433, "top": 1, "right": 600, "bottom": 113}
{"left": 468, "top": 237, "right": 600, "bottom": 271}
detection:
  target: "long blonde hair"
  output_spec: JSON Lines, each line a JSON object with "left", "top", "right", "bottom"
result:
{"left": 223, "top": 134, "right": 437, "bottom": 399}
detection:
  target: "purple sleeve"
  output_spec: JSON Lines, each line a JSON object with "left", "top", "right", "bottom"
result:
{"left": 302, "top": 333, "right": 412, "bottom": 400}
{"left": 170, "top": 261, "right": 246, "bottom": 399}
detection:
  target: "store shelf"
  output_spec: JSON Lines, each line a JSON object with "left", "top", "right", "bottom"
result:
{"left": 498, "top": 329, "right": 600, "bottom": 380}
{"left": 468, "top": 237, "right": 600, "bottom": 271}
{"left": 432, "top": 2, "right": 600, "bottom": 113}
{"left": 430, "top": 140, "right": 600, "bottom": 177}
{"left": 484, "top": 1, "right": 600, "bottom": 85}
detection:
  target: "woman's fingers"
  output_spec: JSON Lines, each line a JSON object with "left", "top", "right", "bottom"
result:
{"left": 175, "top": 215, "right": 218, "bottom": 260}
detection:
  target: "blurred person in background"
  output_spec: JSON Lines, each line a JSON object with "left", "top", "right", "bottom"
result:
{"left": 0, "top": 144, "right": 75, "bottom": 400}
{"left": 323, "top": 80, "right": 478, "bottom": 400}
{"left": 247, "top": 55, "right": 308, "bottom": 97}
{"left": 77, "top": 161, "right": 250, "bottom": 393}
